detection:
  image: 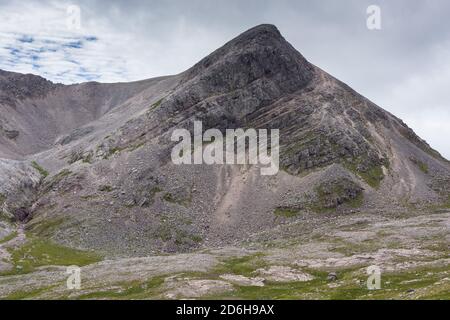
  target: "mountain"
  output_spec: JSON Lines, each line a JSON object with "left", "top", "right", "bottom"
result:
{"left": 0, "top": 24, "right": 449, "bottom": 258}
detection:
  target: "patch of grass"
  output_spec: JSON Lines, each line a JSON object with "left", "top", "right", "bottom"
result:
{"left": 82, "top": 151, "right": 94, "bottom": 164}
{"left": 102, "top": 146, "right": 126, "bottom": 160}
{"left": 80, "top": 195, "right": 98, "bottom": 201}
{"left": 155, "top": 222, "right": 172, "bottom": 242}
{"left": 3, "top": 285, "right": 59, "bottom": 300}
{"left": 75, "top": 264, "right": 449, "bottom": 300}
{"left": 163, "top": 192, "right": 191, "bottom": 207}
{"left": 149, "top": 99, "right": 163, "bottom": 110}
{"left": 98, "top": 185, "right": 113, "bottom": 192}
{"left": 328, "top": 238, "right": 380, "bottom": 256}
{"left": 42, "top": 169, "right": 72, "bottom": 193}
{"left": 428, "top": 195, "right": 450, "bottom": 213}
{"left": 2, "top": 237, "right": 102, "bottom": 275}
{"left": 31, "top": 161, "right": 49, "bottom": 178}
{"left": 140, "top": 186, "right": 162, "bottom": 207}
{"left": 344, "top": 161, "right": 384, "bottom": 189}
{"left": 106, "top": 146, "right": 124, "bottom": 158}
{"left": 211, "top": 253, "right": 267, "bottom": 277}
{"left": 310, "top": 179, "right": 364, "bottom": 213}
{"left": 163, "top": 193, "right": 175, "bottom": 203}
{"left": 128, "top": 141, "right": 146, "bottom": 152}
{"left": 410, "top": 158, "right": 429, "bottom": 174}
{"left": 204, "top": 264, "right": 450, "bottom": 300}
{"left": 27, "top": 217, "right": 65, "bottom": 237}
{"left": 76, "top": 276, "right": 166, "bottom": 300}
{"left": 357, "top": 165, "right": 384, "bottom": 188}
{"left": 348, "top": 192, "right": 364, "bottom": 208}
{"left": 190, "top": 235, "right": 203, "bottom": 243}
{"left": 0, "top": 231, "right": 18, "bottom": 244}
{"left": 68, "top": 150, "right": 84, "bottom": 164}
{"left": 442, "top": 195, "right": 450, "bottom": 209}
{"left": 54, "top": 169, "right": 72, "bottom": 179}
{"left": 150, "top": 186, "right": 163, "bottom": 195}
{"left": 274, "top": 207, "right": 300, "bottom": 218}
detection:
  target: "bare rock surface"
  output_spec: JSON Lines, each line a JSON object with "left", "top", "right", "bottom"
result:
{"left": 219, "top": 274, "right": 265, "bottom": 287}
{"left": 0, "top": 25, "right": 449, "bottom": 299}
{"left": 164, "top": 278, "right": 234, "bottom": 299}
{"left": 256, "top": 266, "right": 314, "bottom": 282}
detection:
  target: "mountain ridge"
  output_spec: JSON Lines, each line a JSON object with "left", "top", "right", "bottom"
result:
{"left": 0, "top": 24, "right": 449, "bottom": 257}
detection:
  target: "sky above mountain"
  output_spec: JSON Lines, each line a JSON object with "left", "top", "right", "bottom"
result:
{"left": 0, "top": 0, "right": 448, "bottom": 159}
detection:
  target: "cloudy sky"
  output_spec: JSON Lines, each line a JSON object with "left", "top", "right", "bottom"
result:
{"left": 0, "top": 0, "right": 449, "bottom": 158}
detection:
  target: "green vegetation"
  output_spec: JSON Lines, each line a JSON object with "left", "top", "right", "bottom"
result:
{"left": 27, "top": 217, "right": 65, "bottom": 237}
{"left": 128, "top": 141, "right": 146, "bottom": 152}
{"left": 150, "top": 186, "right": 162, "bottom": 196}
{"left": 163, "top": 192, "right": 191, "bottom": 207}
{"left": 2, "top": 237, "right": 102, "bottom": 275}
{"left": 174, "top": 230, "right": 203, "bottom": 246}
{"left": 54, "top": 169, "right": 72, "bottom": 180}
{"left": 0, "top": 193, "right": 6, "bottom": 219}
{"left": 98, "top": 185, "right": 114, "bottom": 192}
{"left": 348, "top": 192, "right": 364, "bottom": 208}
{"left": 344, "top": 161, "right": 384, "bottom": 188}
{"left": 68, "top": 150, "right": 84, "bottom": 164}
{"left": 76, "top": 276, "right": 166, "bottom": 300}
{"left": 31, "top": 161, "right": 49, "bottom": 178}
{"left": 444, "top": 196, "right": 450, "bottom": 209}
{"left": 211, "top": 253, "right": 267, "bottom": 277}
{"left": 155, "top": 222, "right": 172, "bottom": 242}
{"left": 428, "top": 195, "right": 450, "bottom": 213}
{"left": 0, "top": 231, "right": 18, "bottom": 245}
{"left": 311, "top": 179, "right": 364, "bottom": 213}
{"left": 149, "top": 98, "right": 163, "bottom": 110}
{"left": 139, "top": 186, "right": 163, "bottom": 207}
{"left": 274, "top": 207, "right": 300, "bottom": 218}
{"left": 410, "top": 157, "right": 429, "bottom": 174}
{"left": 154, "top": 218, "right": 202, "bottom": 246}
{"left": 3, "top": 248, "right": 449, "bottom": 299}
{"left": 4, "top": 285, "right": 59, "bottom": 300}
{"left": 207, "top": 269, "right": 328, "bottom": 300}
{"left": 190, "top": 235, "right": 203, "bottom": 243}
{"left": 103, "top": 146, "right": 125, "bottom": 159}
{"left": 82, "top": 151, "right": 94, "bottom": 164}
{"left": 4, "top": 276, "right": 167, "bottom": 300}
{"left": 203, "top": 264, "right": 449, "bottom": 300}
{"left": 42, "top": 169, "right": 72, "bottom": 193}
{"left": 163, "top": 193, "right": 176, "bottom": 203}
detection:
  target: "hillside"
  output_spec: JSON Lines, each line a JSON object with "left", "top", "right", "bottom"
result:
{"left": 0, "top": 24, "right": 449, "bottom": 300}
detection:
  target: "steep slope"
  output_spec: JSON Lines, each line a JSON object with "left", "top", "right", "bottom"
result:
{"left": 0, "top": 25, "right": 449, "bottom": 257}
{"left": 0, "top": 70, "right": 178, "bottom": 158}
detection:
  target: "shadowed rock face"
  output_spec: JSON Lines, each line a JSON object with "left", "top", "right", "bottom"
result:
{"left": 0, "top": 24, "right": 449, "bottom": 257}
{"left": 0, "top": 70, "right": 58, "bottom": 105}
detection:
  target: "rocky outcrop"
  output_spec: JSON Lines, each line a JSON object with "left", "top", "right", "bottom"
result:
{"left": 0, "top": 70, "right": 58, "bottom": 106}
{"left": 0, "top": 24, "right": 449, "bottom": 256}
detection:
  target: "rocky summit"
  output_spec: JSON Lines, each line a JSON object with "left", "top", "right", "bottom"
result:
{"left": 0, "top": 25, "right": 449, "bottom": 300}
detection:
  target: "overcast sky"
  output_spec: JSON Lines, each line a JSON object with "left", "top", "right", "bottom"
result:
{"left": 0, "top": 0, "right": 448, "bottom": 158}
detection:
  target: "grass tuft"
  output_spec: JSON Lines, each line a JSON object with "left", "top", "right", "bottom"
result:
{"left": 2, "top": 237, "right": 102, "bottom": 275}
{"left": 31, "top": 161, "right": 49, "bottom": 178}
{"left": 274, "top": 207, "right": 300, "bottom": 218}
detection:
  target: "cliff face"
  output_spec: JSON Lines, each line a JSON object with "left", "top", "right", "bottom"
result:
{"left": 0, "top": 25, "right": 449, "bottom": 257}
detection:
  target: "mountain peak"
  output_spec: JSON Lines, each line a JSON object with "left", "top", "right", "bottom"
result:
{"left": 184, "top": 24, "right": 314, "bottom": 94}
{"left": 231, "top": 24, "right": 283, "bottom": 43}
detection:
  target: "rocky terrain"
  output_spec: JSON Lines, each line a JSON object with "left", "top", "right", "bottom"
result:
{"left": 0, "top": 24, "right": 449, "bottom": 299}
